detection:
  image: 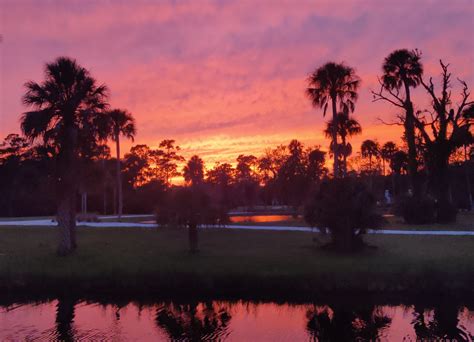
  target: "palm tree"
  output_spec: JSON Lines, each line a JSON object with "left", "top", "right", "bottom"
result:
{"left": 183, "top": 155, "right": 205, "bottom": 187}
{"left": 307, "top": 62, "right": 360, "bottom": 178}
{"left": 380, "top": 49, "right": 423, "bottom": 196}
{"left": 324, "top": 112, "right": 362, "bottom": 176}
{"left": 381, "top": 141, "right": 398, "bottom": 175}
{"left": 107, "top": 109, "right": 136, "bottom": 221}
{"left": 21, "top": 56, "right": 108, "bottom": 255}
{"left": 361, "top": 139, "right": 380, "bottom": 173}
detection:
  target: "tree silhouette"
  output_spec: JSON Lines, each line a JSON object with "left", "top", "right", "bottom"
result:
{"left": 157, "top": 187, "right": 226, "bottom": 253}
{"left": 55, "top": 297, "right": 77, "bottom": 342}
{"left": 324, "top": 112, "right": 362, "bottom": 176}
{"left": 277, "top": 139, "right": 310, "bottom": 207}
{"left": 304, "top": 177, "right": 382, "bottom": 251}
{"left": 361, "top": 139, "right": 380, "bottom": 173}
{"left": 307, "top": 62, "right": 360, "bottom": 178}
{"left": 206, "top": 162, "right": 235, "bottom": 209}
{"left": 157, "top": 139, "right": 184, "bottom": 186}
{"left": 306, "top": 305, "right": 391, "bottom": 341}
{"left": 105, "top": 109, "right": 136, "bottom": 220}
{"left": 415, "top": 61, "right": 473, "bottom": 222}
{"left": 373, "top": 49, "right": 423, "bottom": 197}
{"left": 381, "top": 141, "right": 398, "bottom": 176}
{"left": 123, "top": 144, "right": 153, "bottom": 187}
{"left": 20, "top": 56, "right": 108, "bottom": 255}
{"left": 183, "top": 155, "right": 205, "bottom": 186}
{"left": 155, "top": 302, "right": 231, "bottom": 341}
{"left": 307, "top": 147, "right": 327, "bottom": 182}
{"left": 235, "top": 154, "right": 259, "bottom": 207}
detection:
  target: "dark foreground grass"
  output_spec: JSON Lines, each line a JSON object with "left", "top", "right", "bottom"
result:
{"left": 0, "top": 227, "right": 473, "bottom": 299}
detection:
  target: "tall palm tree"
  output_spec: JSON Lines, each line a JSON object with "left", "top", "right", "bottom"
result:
{"left": 307, "top": 62, "right": 360, "bottom": 178}
{"left": 107, "top": 109, "right": 136, "bottom": 221}
{"left": 324, "top": 112, "right": 362, "bottom": 176}
{"left": 361, "top": 139, "right": 380, "bottom": 173}
{"left": 183, "top": 155, "right": 205, "bottom": 187}
{"left": 21, "top": 56, "right": 108, "bottom": 255}
{"left": 381, "top": 49, "right": 423, "bottom": 196}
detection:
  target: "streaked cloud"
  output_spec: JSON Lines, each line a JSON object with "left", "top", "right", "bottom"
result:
{"left": 1, "top": 0, "right": 472, "bottom": 163}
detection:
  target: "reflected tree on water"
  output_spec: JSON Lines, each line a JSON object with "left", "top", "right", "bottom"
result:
{"left": 55, "top": 297, "right": 77, "bottom": 342}
{"left": 306, "top": 305, "right": 391, "bottom": 341}
{"left": 155, "top": 302, "right": 231, "bottom": 341}
{"left": 412, "top": 303, "right": 472, "bottom": 341}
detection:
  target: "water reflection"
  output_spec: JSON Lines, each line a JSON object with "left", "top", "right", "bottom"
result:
{"left": 230, "top": 214, "right": 297, "bottom": 223}
{"left": 0, "top": 299, "right": 472, "bottom": 341}
{"left": 306, "top": 305, "right": 391, "bottom": 341}
{"left": 55, "top": 297, "right": 77, "bottom": 341}
{"left": 155, "top": 301, "right": 231, "bottom": 341}
{"left": 412, "top": 302, "right": 472, "bottom": 341}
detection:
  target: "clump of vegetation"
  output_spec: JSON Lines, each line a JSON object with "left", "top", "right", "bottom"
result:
{"left": 304, "top": 178, "right": 382, "bottom": 252}
{"left": 76, "top": 213, "right": 99, "bottom": 222}
{"left": 156, "top": 187, "right": 228, "bottom": 253}
{"left": 396, "top": 196, "right": 436, "bottom": 224}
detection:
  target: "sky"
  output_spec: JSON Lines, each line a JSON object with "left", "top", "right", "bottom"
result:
{"left": 1, "top": 0, "right": 473, "bottom": 166}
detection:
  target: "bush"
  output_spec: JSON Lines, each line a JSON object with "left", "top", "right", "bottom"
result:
{"left": 76, "top": 213, "right": 99, "bottom": 222}
{"left": 156, "top": 186, "right": 229, "bottom": 253}
{"left": 435, "top": 200, "right": 457, "bottom": 224}
{"left": 304, "top": 177, "right": 382, "bottom": 252}
{"left": 397, "top": 196, "right": 436, "bottom": 224}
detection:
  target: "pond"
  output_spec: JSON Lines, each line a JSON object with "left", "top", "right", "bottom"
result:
{"left": 229, "top": 214, "right": 297, "bottom": 223}
{"left": 1, "top": 298, "right": 472, "bottom": 340}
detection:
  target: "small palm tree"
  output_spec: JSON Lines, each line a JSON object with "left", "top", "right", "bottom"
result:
{"left": 21, "top": 56, "right": 108, "bottom": 255}
{"left": 307, "top": 62, "right": 360, "bottom": 178}
{"left": 361, "top": 140, "right": 380, "bottom": 173}
{"left": 381, "top": 141, "right": 398, "bottom": 175}
{"left": 324, "top": 112, "right": 362, "bottom": 176}
{"left": 107, "top": 109, "right": 136, "bottom": 220}
{"left": 183, "top": 155, "right": 205, "bottom": 187}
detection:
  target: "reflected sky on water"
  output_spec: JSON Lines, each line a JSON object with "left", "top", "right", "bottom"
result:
{"left": 0, "top": 299, "right": 473, "bottom": 341}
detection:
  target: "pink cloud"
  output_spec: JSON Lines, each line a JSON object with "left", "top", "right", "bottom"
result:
{"left": 1, "top": 0, "right": 472, "bottom": 164}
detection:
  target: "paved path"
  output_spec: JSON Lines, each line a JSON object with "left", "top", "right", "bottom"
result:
{"left": 1, "top": 218, "right": 473, "bottom": 236}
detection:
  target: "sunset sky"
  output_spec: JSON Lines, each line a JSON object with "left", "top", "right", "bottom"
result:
{"left": 1, "top": 0, "right": 473, "bottom": 166}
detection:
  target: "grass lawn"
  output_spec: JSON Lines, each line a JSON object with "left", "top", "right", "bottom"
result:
{"left": 0, "top": 216, "right": 53, "bottom": 222}
{"left": 0, "top": 227, "right": 473, "bottom": 298}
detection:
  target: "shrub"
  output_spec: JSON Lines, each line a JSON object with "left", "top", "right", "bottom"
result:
{"left": 396, "top": 196, "right": 436, "bottom": 224}
{"left": 304, "top": 177, "right": 382, "bottom": 252}
{"left": 76, "top": 213, "right": 99, "bottom": 222}
{"left": 156, "top": 186, "right": 229, "bottom": 253}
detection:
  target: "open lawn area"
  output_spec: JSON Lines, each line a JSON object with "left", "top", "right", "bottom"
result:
{"left": 0, "top": 227, "right": 473, "bottom": 298}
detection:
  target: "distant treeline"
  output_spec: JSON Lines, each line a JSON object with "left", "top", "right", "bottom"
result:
{"left": 1, "top": 134, "right": 472, "bottom": 217}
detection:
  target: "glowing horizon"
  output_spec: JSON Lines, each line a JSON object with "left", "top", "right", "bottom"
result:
{"left": 1, "top": 0, "right": 473, "bottom": 166}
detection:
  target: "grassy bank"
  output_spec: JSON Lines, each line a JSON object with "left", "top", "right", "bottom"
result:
{"left": 0, "top": 227, "right": 473, "bottom": 298}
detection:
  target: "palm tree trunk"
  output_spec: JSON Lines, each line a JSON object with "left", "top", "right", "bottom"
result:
{"left": 115, "top": 133, "right": 123, "bottom": 221}
{"left": 342, "top": 135, "right": 347, "bottom": 177}
{"left": 102, "top": 159, "right": 107, "bottom": 215}
{"left": 57, "top": 187, "right": 76, "bottom": 256}
{"left": 56, "top": 140, "right": 77, "bottom": 255}
{"left": 331, "top": 96, "right": 340, "bottom": 178}
{"left": 403, "top": 83, "right": 421, "bottom": 198}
